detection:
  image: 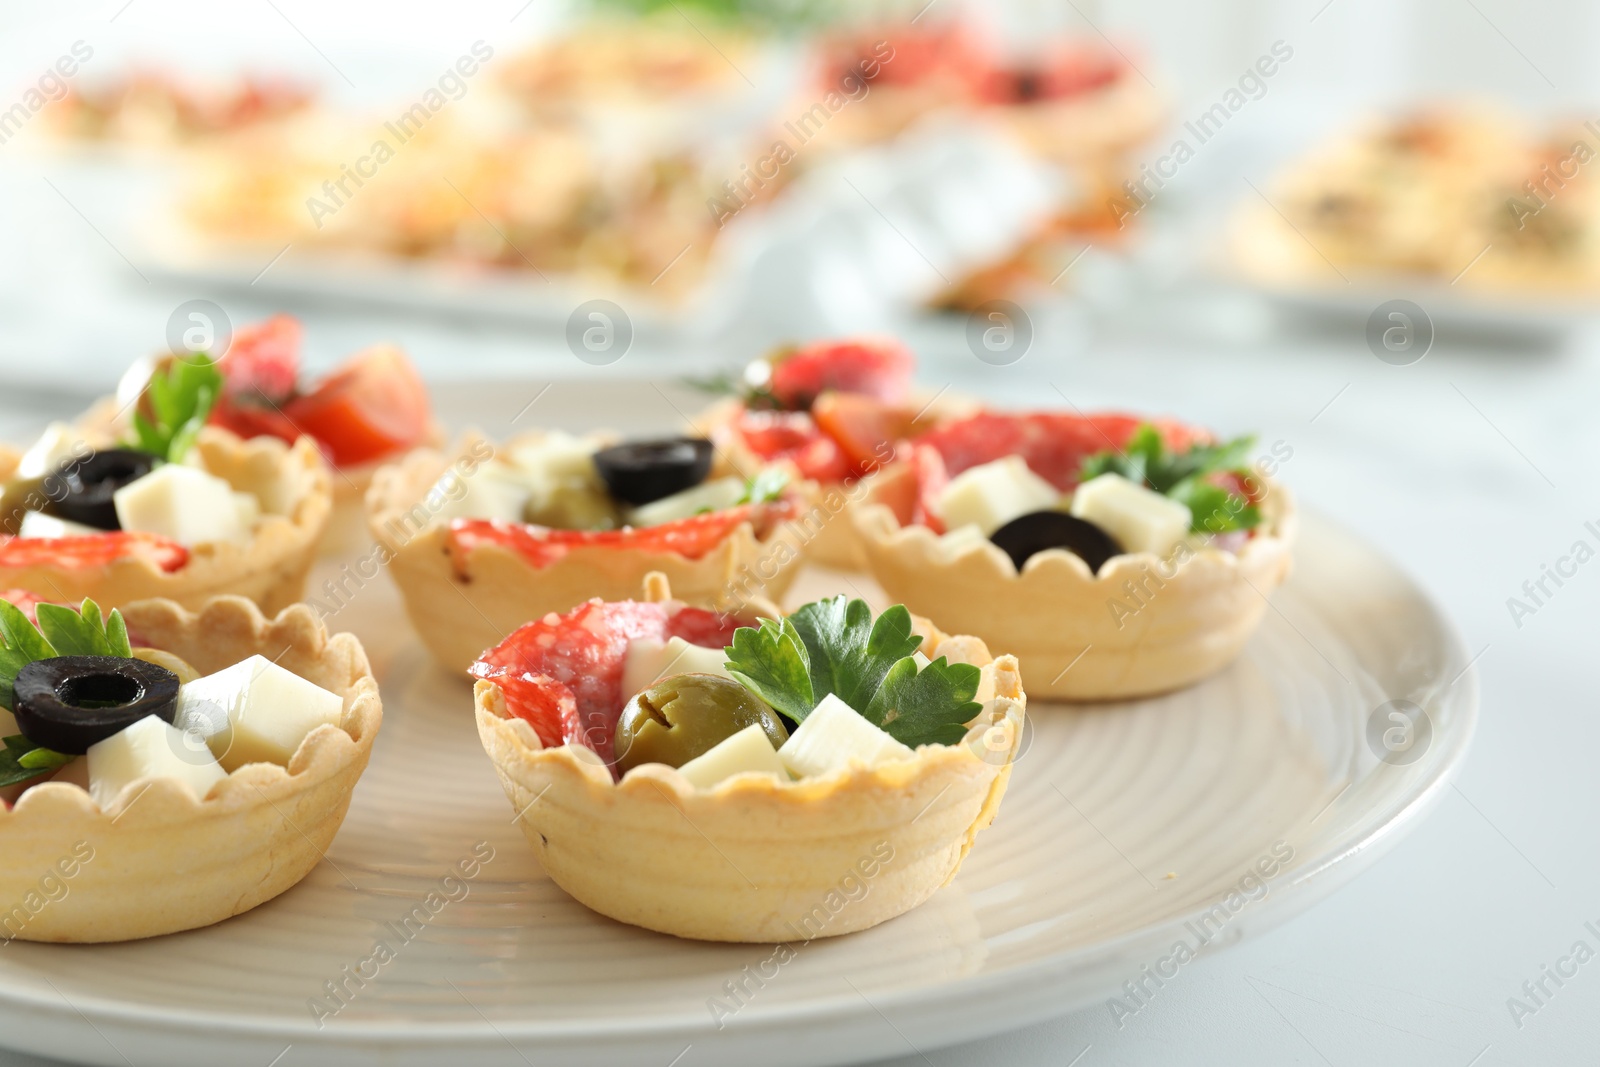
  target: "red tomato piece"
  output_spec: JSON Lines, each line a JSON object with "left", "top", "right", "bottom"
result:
{"left": 281, "top": 344, "right": 431, "bottom": 468}
{"left": 811, "top": 391, "right": 915, "bottom": 476}
{"left": 209, "top": 314, "right": 305, "bottom": 444}
{"left": 0, "top": 533, "right": 188, "bottom": 573}
{"left": 471, "top": 599, "right": 758, "bottom": 771}
{"left": 733, "top": 411, "right": 854, "bottom": 484}
{"left": 767, "top": 338, "right": 916, "bottom": 409}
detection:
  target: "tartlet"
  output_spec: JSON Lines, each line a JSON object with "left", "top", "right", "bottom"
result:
{"left": 0, "top": 595, "right": 381, "bottom": 942}
{"left": 474, "top": 575, "right": 1026, "bottom": 943}
{"left": 852, "top": 413, "right": 1296, "bottom": 700}
{"left": 367, "top": 431, "right": 809, "bottom": 674}
{"left": 0, "top": 428, "right": 330, "bottom": 615}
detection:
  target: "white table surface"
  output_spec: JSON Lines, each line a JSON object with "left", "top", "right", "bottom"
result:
{"left": 0, "top": 11, "right": 1596, "bottom": 1065}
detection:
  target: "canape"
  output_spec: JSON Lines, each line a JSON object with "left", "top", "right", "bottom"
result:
{"left": 0, "top": 593, "right": 380, "bottom": 942}
{"left": 0, "top": 359, "right": 330, "bottom": 614}
{"left": 91, "top": 315, "right": 437, "bottom": 553}
{"left": 368, "top": 430, "right": 811, "bottom": 674}
{"left": 474, "top": 573, "right": 1025, "bottom": 943}
{"left": 693, "top": 337, "right": 970, "bottom": 570}
{"left": 853, "top": 412, "right": 1295, "bottom": 700}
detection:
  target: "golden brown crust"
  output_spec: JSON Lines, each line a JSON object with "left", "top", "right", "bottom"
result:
{"left": 0, "top": 596, "right": 381, "bottom": 942}
{"left": 367, "top": 431, "right": 807, "bottom": 673}
{"left": 0, "top": 428, "right": 330, "bottom": 614}
{"left": 850, "top": 462, "right": 1296, "bottom": 700}
{"left": 475, "top": 608, "right": 1025, "bottom": 943}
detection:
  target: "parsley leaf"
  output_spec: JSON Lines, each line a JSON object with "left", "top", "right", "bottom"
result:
{"left": 129, "top": 354, "right": 223, "bottom": 462}
{"left": 725, "top": 597, "right": 990, "bottom": 747}
{"left": 1078, "top": 424, "right": 1261, "bottom": 533}
{"left": 739, "top": 468, "right": 790, "bottom": 505}
{"left": 864, "top": 655, "right": 982, "bottom": 746}
{"left": 785, "top": 597, "right": 922, "bottom": 716}
{"left": 36, "top": 600, "right": 132, "bottom": 658}
{"left": 725, "top": 617, "right": 814, "bottom": 723}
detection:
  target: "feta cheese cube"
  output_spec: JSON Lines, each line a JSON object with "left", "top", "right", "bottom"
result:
{"left": 777, "top": 693, "right": 914, "bottom": 779}
{"left": 113, "top": 464, "right": 246, "bottom": 545}
{"left": 507, "top": 432, "right": 602, "bottom": 485}
{"left": 18, "top": 512, "right": 102, "bottom": 539}
{"left": 17, "top": 423, "right": 85, "bottom": 479}
{"left": 676, "top": 723, "right": 790, "bottom": 789}
{"left": 629, "top": 477, "right": 744, "bottom": 527}
{"left": 172, "top": 655, "right": 344, "bottom": 772}
{"left": 87, "top": 716, "right": 228, "bottom": 808}
{"left": 1069, "top": 472, "right": 1192, "bottom": 556}
{"left": 936, "top": 456, "right": 1061, "bottom": 536}
{"left": 622, "top": 636, "right": 733, "bottom": 698}
{"left": 430, "top": 464, "right": 530, "bottom": 523}
{"left": 934, "top": 523, "right": 989, "bottom": 560}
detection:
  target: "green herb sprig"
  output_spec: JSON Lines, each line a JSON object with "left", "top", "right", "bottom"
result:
{"left": 130, "top": 355, "right": 224, "bottom": 462}
{"left": 1079, "top": 425, "right": 1261, "bottom": 533}
{"left": 725, "top": 596, "right": 982, "bottom": 748}
{"left": 0, "top": 597, "right": 131, "bottom": 787}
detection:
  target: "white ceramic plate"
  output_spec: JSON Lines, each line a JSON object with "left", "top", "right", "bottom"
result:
{"left": 0, "top": 382, "right": 1476, "bottom": 1067}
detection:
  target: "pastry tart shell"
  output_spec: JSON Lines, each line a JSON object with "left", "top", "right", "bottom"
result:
{"left": 367, "top": 432, "right": 807, "bottom": 674}
{"left": 476, "top": 622, "right": 1026, "bottom": 943}
{"left": 0, "top": 428, "right": 331, "bottom": 615}
{"left": 0, "top": 595, "right": 381, "bottom": 942}
{"left": 851, "top": 463, "right": 1297, "bottom": 700}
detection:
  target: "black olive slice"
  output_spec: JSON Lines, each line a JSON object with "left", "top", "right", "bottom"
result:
{"left": 12, "top": 656, "right": 181, "bottom": 755}
{"left": 989, "top": 511, "right": 1123, "bottom": 574}
{"left": 43, "top": 448, "right": 161, "bottom": 531}
{"left": 592, "top": 437, "right": 714, "bottom": 506}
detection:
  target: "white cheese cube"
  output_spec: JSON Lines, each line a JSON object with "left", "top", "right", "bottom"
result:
{"left": 18, "top": 512, "right": 102, "bottom": 539}
{"left": 17, "top": 423, "right": 84, "bottom": 479}
{"left": 87, "top": 716, "right": 228, "bottom": 808}
{"left": 507, "top": 432, "right": 602, "bottom": 485}
{"left": 778, "top": 693, "right": 914, "bottom": 779}
{"left": 172, "top": 655, "right": 344, "bottom": 772}
{"left": 1069, "top": 472, "right": 1191, "bottom": 556}
{"left": 622, "top": 636, "right": 733, "bottom": 698}
{"left": 676, "top": 723, "right": 790, "bottom": 789}
{"left": 629, "top": 477, "right": 744, "bottom": 528}
{"left": 113, "top": 464, "right": 246, "bottom": 545}
{"left": 430, "top": 464, "right": 530, "bottom": 523}
{"left": 936, "top": 456, "right": 1061, "bottom": 536}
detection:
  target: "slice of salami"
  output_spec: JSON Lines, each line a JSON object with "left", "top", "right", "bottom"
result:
{"left": 447, "top": 499, "right": 797, "bottom": 575}
{"left": 472, "top": 599, "right": 759, "bottom": 774}
{"left": 914, "top": 412, "right": 1203, "bottom": 492}
{"left": 732, "top": 410, "right": 854, "bottom": 484}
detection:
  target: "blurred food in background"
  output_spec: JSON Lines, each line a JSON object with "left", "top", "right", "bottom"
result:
{"left": 1231, "top": 105, "right": 1600, "bottom": 295}
{"left": 49, "top": 70, "right": 316, "bottom": 145}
